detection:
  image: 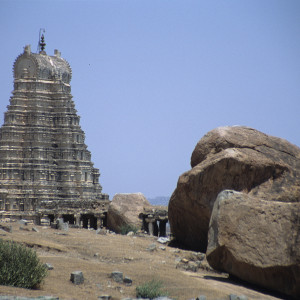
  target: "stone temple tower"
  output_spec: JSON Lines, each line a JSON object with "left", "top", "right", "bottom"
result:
{"left": 0, "top": 40, "right": 109, "bottom": 228}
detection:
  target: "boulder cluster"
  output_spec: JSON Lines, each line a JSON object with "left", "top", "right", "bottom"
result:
{"left": 168, "top": 126, "right": 300, "bottom": 299}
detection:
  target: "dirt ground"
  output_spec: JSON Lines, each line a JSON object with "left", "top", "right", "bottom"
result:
{"left": 0, "top": 222, "right": 284, "bottom": 300}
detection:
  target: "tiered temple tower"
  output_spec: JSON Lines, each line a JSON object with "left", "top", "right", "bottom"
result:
{"left": 0, "top": 41, "right": 109, "bottom": 227}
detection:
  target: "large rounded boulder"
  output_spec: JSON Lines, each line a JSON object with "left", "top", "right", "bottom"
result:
{"left": 168, "top": 126, "right": 300, "bottom": 252}
{"left": 207, "top": 190, "right": 300, "bottom": 299}
{"left": 107, "top": 193, "right": 151, "bottom": 233}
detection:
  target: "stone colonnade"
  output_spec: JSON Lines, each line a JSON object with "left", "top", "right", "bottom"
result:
{"left": 145, "top": 217, "right": 168, "bottom": 237}
{"left": 35, "top": 212, "right": 107, "bottom": 230}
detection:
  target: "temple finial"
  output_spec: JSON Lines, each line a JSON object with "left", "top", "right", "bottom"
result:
{"left": 40, "top": 34, "right": 46, "bottom": 51}
{"left": 38, "top": 28, "right": 46, "bottom": 54}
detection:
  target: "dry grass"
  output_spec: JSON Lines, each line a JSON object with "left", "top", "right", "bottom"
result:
{"left": 0, "top": 222, "right": 282, "bottom": 300}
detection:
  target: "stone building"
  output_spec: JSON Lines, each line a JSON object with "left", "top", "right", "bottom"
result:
{"left": 0, "top": 41, "right": 109, "bottom": 228}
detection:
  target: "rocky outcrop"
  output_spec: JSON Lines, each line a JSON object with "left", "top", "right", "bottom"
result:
{"left": 168, "top": 126, "right": 300, "bottom": 252}
{"left": 207, "top": 190, "right": 300, "bottom": 299}
{"left": 107, "top": 193, "right": 151, "bottom": 233}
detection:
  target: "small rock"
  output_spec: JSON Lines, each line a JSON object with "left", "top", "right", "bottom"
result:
{"left": 124, "top": 257, "right": 133, "bottom": 261}
{"left": 70, "top": 271, "right": 84, "bottom": 285}
{"left": 127, "top": 231, "right": 134, "bottom": 236}
{"left": 174, "top": 257, "right": 181, "bottom": 263}
{"left": 115, "top": 286, "right": 123, "bottom": 293}
{"left": 123, "top": 276, "right": 132, "bottom": 286}
{"left": 98, "top": 296, "right": 111, "bottom": 300}
{"left": 94, "top": 253, "right": 99, "bottom": 258}
{"left": 44, "top": 263, "right": 54, "bottom": 270}
{"left": 195, "top": 253, "right": 205, "bottom": 261}
{"left": 229, "top": 295, "right": 248, "bottom": 300}
{"left": 159, "top": 246, "right": 166, "bottom": 250}
{"left": 111, "top": 271, "right": 123, "bottom": 283}
{"left": 54, "top": 232, "right": 68, "bottom": 236}
{"left": 18, "top": 219, "right": 29, "bottom": 226}
{"left": 56, "top": 218, "right": 68, "bottom": 231}
{"left": 0, "top": 224, "right": 12, "bottom": 233}
{"left": 172, "top": 249, "right": 180, "bottom": 253}
{"left": 181, "top": 258, "right": 189, "bottom": 263}
{"left": 157, "top": 237, "right": 170, "bottom": 244}
{"left": 147, "top": 243, "right": 157, "bottom": 252}
{"left": 19, "top": 226, "right": 30, "bottom": 231}
{"left": 196, "top": 296, "right": 207, "bottom": 300}
{"left": 96, "top": 228, "right": 106, "bottom": 235}
{"left": 32, "top": 227, "right": 39, "bottom": 232}
{"left": 187, "top": 261, "right": 199, "bottom": 272}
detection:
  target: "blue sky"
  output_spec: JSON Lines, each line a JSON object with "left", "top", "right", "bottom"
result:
{"left": 0, "top": 0, "right": 299, "bottom": 199}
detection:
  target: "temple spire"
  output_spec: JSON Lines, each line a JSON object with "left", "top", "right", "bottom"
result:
{"left": 38, "top": 28, "right": 46, "bottom": 54}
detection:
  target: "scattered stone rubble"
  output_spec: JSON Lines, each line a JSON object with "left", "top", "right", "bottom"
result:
{"left": 110, "top": 271, "right": 132, "bottom": 286}
{"left": 174, "top": 251, "right": 214, "bottom": 273}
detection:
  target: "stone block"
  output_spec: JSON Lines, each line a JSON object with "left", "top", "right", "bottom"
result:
{"left": 123, "top": 276, "right": 132, "bottom": 286}
{"left": 147, "top": 243, "right": 157, "bottom": 252}
{"left": 111, "top": 271, "right": 123, "bottom": 283}
{"left": 70, "top": 271, "right": 84, "bottom": 285}
{"left": 44, "top": 263, "right": 54, "bottom": 270}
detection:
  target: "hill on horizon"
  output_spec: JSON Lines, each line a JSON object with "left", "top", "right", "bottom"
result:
{"left": 147, "top": 196, "right": 170, "bottom": 206}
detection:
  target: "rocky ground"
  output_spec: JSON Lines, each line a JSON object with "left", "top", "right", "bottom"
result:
{"left": 0, "top": 222, "right": 285, "bottom": 300}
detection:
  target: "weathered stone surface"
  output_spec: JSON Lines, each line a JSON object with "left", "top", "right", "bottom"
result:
{"left": 207, "top": 190, "right": 300, "bottom": 299}
{"left": 111, "top": 271, "right": 123, "bottom": 283}
{"left": 168, "top": 126, "right": 300, "bottom": 251}
{"left": 107, "top": 193, "right": 151, "bottom": 233}
{"left": 56, "top": 218, "right": 69, "bottom": 231}
{"left": 157, "top": 237, "right": 169, "bottom": 244}
{"left": 0, "top": 44, "right": 109, "bottom": 223}
{"left": 0, "top": 224, "right": 12, "bottom": 233}
{"left": 147, "top": 243, "right": 157, "bottom": 252}
{"left": 96, "top": 228, "right": 107, "bottom": 235}
{"left": 70, "top": 271, "right": 84, "bottom": 285}
{"left": 123, "top": 276, "right": 132, "bottom": 286}
{"left": 44, "top": 263, "right": 54, "bottom": 270}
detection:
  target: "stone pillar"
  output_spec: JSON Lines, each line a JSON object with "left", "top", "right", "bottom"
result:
{"left": 153, "top": 221, "right": 159, "bottom": 236}
{"left": 35, "top": 214, "right": 41, "bottom": 225}
{"left": 75, "top": 214, "right": 81, "bottom": 227}
{"left": 146, "top": 218, "right": 155, "bottom": 236}
{"left": 97, "top": 217, "right": 102, "bottom": 229}
{"left": 148, "top": 221, "right": 154, "bottom": 236}
{"left": 159, "top": 220, "right": 167, "bottom": 237}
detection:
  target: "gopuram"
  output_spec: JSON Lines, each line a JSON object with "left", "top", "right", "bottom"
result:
{"left": 0, "top": 36, "right": 109, "bottom": 228}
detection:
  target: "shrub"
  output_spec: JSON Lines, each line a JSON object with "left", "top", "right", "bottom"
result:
{"left": 0, "top": 239, "right": 48, "bottom": 289}
{"left": 136, "top": 279, "right": 168, "bottom": 299}
{"left": 120, "top": 224, "right": 138, "bottom": 235}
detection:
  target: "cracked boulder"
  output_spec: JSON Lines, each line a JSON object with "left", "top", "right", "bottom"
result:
{"left": 207, "top": 190, "right": 300, "bottom": 299}
{"left": 168, "top": 126, "right": 300, "bottom": 252}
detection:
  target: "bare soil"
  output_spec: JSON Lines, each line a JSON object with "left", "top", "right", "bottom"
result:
{"left": 0, "top": 222, "right": 284, "bottom": 300}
